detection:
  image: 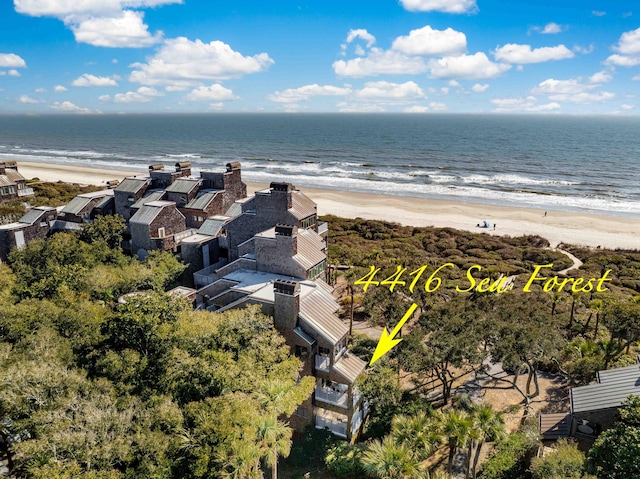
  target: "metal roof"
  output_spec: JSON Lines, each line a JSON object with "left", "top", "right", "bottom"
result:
{"left": 0, "top": 175, "right": 15, "bottom": 187}
{"left": 597, "top": 363, "right": 640, "bottom": 384}
{"left": 299, "top": 287, "right": 347, "bottom": 345}
{"left": 225, "top": 202, "right": 243, "bottom": 217}
{"left": 4, "top": 170, "right": 25, "bottom": 183}
{"left": 333, "top": 352, "right": 366, "bottom": 384}
{"left": 571, "top": 369, "right": 640, "bottom": 413}
{"left": 62, "top": 196, "right": 92, "bottom": 215}
{"left": 18, "top": 207, "right": 54, "bottom": 225}
{"left": 131, "top": 191, "right": 165, "bottom": 210}
{"left": 129, "top": 202, "right": 172, "bottom": 225}
{"left": 294, "top": 229, "right": 326, "bottom": 270}
{"left": 95, "top": 196, "right": 114, "bottom": 210}
{"left": 115, "top": 177, "right": 149, "bottom": 194}
{"left": 198, "top": 218, "right": 226, "bottom": 237}
{"left": 185, "top": 191, "right": 220, "bottom": 210}
{"left": 290, "top": 191, "right": 317, "bottom": 219}
{"left": 539, "top": 413, "right": 572, "bottom": 440}
{"left": 165, "top": 178, "right": 200, "bottom": 194}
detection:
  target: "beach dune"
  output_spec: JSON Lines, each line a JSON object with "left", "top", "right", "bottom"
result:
{"left": 16, "top": 161, "right": 640, "bottom": 251}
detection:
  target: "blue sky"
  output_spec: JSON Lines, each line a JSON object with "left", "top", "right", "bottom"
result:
{"left": 1, "top": 0, "right": 639, "bottom": 114}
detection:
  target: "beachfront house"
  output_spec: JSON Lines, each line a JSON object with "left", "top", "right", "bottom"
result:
{"left": 129, "top": 200, "right": 187, "bottom": 256}
{"left": 539, "top": 358, "right": 640, "bottom": 443}
{"left": 60, "top": 190, "right": 114, "bottom": 223}
{"left": 0, "top": 161, "right": 34, "bottom": 201}
{"left": 0, "top": 206, "right": 57, "bottom": 262}
{"left": 191, "top": 183, "right": 367, "bottom": 442}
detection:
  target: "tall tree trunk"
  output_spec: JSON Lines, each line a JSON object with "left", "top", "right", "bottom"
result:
{"left": 582, "top": 312, "right": 593, "bottom": 335}
{"left": 0, "top": 431, "right": 15, "bottom": 473}
{"left": 472, "top": 440, "right": 484, "bottom": 479}
{"left": 348, "top": 285, "right": 354, "bottom": 341}
{"left": 272, "top": 452, "right": 278, "bottom": 479}
{"left": 447, "top": 440, "right": 457, "bottom": 475}
{"left": 465, "top": 441, "right": 473, "bottom": 479}
{"left": 593, "top": 312, "right": 600, "bottom": 339}
{"left": 569, "top": 299, "right": 575, "bottom": 329}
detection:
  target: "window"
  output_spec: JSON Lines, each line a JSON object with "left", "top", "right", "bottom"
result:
{"left": 158, "top": 227, "right": 166, "bottom": 238}
{"left": 319, "top": 346, "right": 330, "bottom": 357}
{"left": 308, "top": 260, "right": 326, "bottom": 279}
{"left": 295, "top": 406, "right": 308, "bottom": 418}
{"left": 295, "top": 345, "right": 308, "bottom": 360}
{"left": 300, "top": 216, "right": 316, "bottom": 229}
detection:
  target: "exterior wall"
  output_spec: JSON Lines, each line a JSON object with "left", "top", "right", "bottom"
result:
{"left": 166, "top": 186, "right": 199, "bottom": 208}
{"left": 115, "top": 186, "right": 149, "bottom": 220}
{"left": 254, "top": 234, "right": 306, "bottom": 279}
{"left": 181, "top": 237, "right": 221, "bottom": 287}
{"left": 130, "top": 205, "right": 186, "bottom": 253}
{"left": 62, "top": 196, "right": 110, "bottom": 223}
{"left": 0, "top": 209, "right": 57, "bottom": 261}
{"left": 181, "top": 192, "right": 223, "bottom": 228}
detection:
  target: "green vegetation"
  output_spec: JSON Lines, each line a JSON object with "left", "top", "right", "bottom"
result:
{"left": 0, "top": 223, "right": 313, "bottom": 479}
{"left": 531, "top": 440, "right": 595, "bottom": 479}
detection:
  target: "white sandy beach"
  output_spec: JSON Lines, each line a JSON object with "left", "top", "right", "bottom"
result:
{"left": 16, "top": 161, "right": 640, "bottom": 251}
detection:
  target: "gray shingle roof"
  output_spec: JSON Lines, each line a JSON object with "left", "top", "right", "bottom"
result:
{"left": 129, "top": 201, "right": 175, "bottom": 225}
{"left": 540, "top": 413, "right": 572, "bottom": 440}
{"left": 185, "top": 191, "right": 220, "bottom": 210}
{"left": 18, "top": 208, "right": 47, "bottom": 225}
{"left": 165, "top": 178, "right": 200, "bottom": 194}
{"left": 115, "top": 178, "right": 149, "bottom": 194}
{"left": 225, "top": 202, "right": 243, "bottom": 217}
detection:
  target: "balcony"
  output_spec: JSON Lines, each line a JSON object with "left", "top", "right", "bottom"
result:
{"left": 17, "top": 188, "right": 34, "bottom": 197}
{"left": 315, "top": 355, "right": 330, "bottom": 372}
{"left": 315, "top": 384, "right": 348, "bottom": 409}
{"left": 315, "top": 410, "right": 347, "bottom": 438}
{"left": 317, "top": 221, "right": 328, "bottom": 235}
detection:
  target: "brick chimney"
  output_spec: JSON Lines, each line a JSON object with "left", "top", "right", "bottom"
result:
{"left": 273, "top": 279, "right": 300, "bottom": 335}
{"left": 270, "top": 182, "right": 294, "bottom": 209}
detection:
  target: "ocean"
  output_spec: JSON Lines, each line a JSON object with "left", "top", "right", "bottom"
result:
{"left": 0, "top": 114, "right": 639, "bottom": 217}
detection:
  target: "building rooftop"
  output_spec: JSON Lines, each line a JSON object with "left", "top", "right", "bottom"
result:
{"left": 115, "top": 177, "right": 149, "bottom": 194}
{"left": 571, "top": 364, "right": 640, "bottom": 413}
{"left": 165, "top": 178, "right": 200, "bottom": 194}
{"left": 185, "top": 190, "right": 221, "bottom": 210}
{"left": 131, "top": 190, "right": 165, "bottom": 210}
{"left": 198, "top": 217, "right": 227, "bottom": 237}
{"left": 61, "top": 196, "right": 93, "bottom": 215}
{"left": 333, "top": 352, "right": 367, "bottom": 384}
{"left": 129, "top": 201, "right": 176, "bottom": 225}
{"left": 18, "top": 206, "right": 55, "bottom": 225}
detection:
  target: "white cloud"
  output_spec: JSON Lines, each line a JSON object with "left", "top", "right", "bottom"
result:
{"left": 490, "top": 96, "right": 560, "bottom": 112}
{"left": 333, "top": 48, "right": 427, "bottom": 77}
{"left": 405, "top": 105, "right": 430, "bottom": 113}
{"left": 355, "top": 45, "right": 366, "bottom": 56}
{"left": 14, "top": 0, "right": 177, "bottom": 48}
{"left": 592, "top": 10, "right": 606, "bottom": 17}
{"left": 621, "top": 104, "right": 635, "bottom": 110}
{"left": 35, "top": 87, "right": 46, "bottom": 93}
{"left": 70, "top": 10, "right": 162, "bottom": 48}
{"left": 185, "top": 84, "right": 236, "bottom": 102}
{"left": 589, "top": 70, "right": 613, "bottom": 84}
{"left": 391, "top": 25, "right": 466, "bottom": 56}
{"left": 400, "top": 0, "right": 477, "bottom": 14}
{"left": 71, "top": 74, "right": 119, "bottom": 87}
{"left": 336, "top": 101, "right": 386, "bottom": 113}
{"left": 448, "top": 80, "right": 460, "bottom": 87}
{"left": 574, "top": 44, "right": 594, "bottom": 54}
{"left": 472, "top": 83, "right": 489, "bottom": 92}
{"left": 604, "top": 54, "right": 640, "bottom": 67}
{"left": 54, "top": 85, "right": 68, "bottom": 92}
{"left": 345, "top": 29, "right": 376, "bottom": 48}
{"left": 130, "top": 37, "right": 274, "bottom": 86}
{"left": 429, "top": 101, "right": 448, "bottom": 111}
{"left": 50, "top": 101, "right": 93, "bottom": 113}
{"left": 494, "top": 44, "right": 574, "bottom": 64}
{"left": 19, "top": 95, "right": 39, "bottom": 104}
{"left": 541, "top": 22, "right": 563, "bottom": 34}
{"left": 605, "top": 28, "right": 640, "bottom": 68}
{"left": 105, "top": 86, "right": 164, "bottom": 103}
{"left": 354, "top": 81, "right": 426, "bottom": 102}
{"left": 268, "top": 84, "right": 351, "bottom": 103}
{"left": 441, "top": 87, "right": 449, "bottom": 94}
{"left": 428, "top": 52, "right": 510, "bottom": 79}
{"left": 532, "top": 78, "right": 615, "bottom": 103}
{"left": 8, "top": 69, "right": 21, "bottom": 77}
{"left": 633, "top": 74, "right": 640, "bottom": 81}
{"left": 0, "top": 53, "right": 27, "bottom": 68}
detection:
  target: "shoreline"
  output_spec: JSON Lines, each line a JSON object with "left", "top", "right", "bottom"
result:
{"left": 15, "top": 161, "right": 640, "bottom": 251}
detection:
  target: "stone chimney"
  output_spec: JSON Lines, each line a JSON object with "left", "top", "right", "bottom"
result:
{"left": 270, "top": 182, "right": 294, "bottom": 209}
{"left": 275, "top": 224, "right": 298, "bottom": 255}
{"left": 273, "top": 279, "right": 300, "bottom": 335}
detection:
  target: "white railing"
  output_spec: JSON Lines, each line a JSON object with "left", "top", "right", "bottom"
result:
{"left": 318, "top": 221, "right": 328, "bottom": 235}
{"left": 351, "top": 409, "right": 364, "bottom": 434}
{"left": 315, "top": 355, "right": 330, "bottom": 372}
{"left": 17, "top": 188, "right": 34, "bottom": 197}
{"left": 316, "top": 415, "right": 347, "bottom": 438}
{"left": 315, "top": 386, "right": 348, "bottom": 408}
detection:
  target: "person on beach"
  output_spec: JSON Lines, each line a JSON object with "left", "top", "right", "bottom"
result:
{"left": 493, "top": 223, "right": 496, "bottom": 230}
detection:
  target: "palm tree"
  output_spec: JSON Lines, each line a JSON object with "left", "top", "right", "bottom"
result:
{"left": 442, "top": 409, "right": 472, "bottom": 475}
{"left": 362, "top": 435, "right": 425, "bottom": 479}
{"left": 256, "top": 416, "right": 292, "bottom": 479}
{"left": 217, "top": 438, "right": 263, "bottom": 479}
{"left": 469, "top": 404, "right": 505, "bottom": 479}
{"left": 391, "top": 412, "right": 443, "bottom": 461}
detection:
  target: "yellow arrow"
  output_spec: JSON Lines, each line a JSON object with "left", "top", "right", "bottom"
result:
{"left": 369, "top": 303, "right": 418, "bottom": 366}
